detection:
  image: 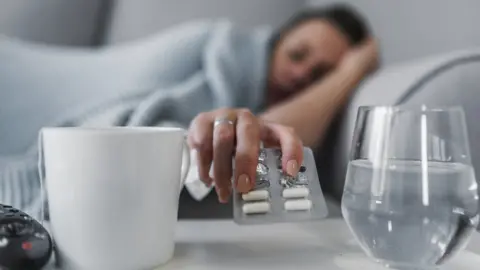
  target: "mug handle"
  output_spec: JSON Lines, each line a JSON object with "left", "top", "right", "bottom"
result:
{"left": 179, "top": 138, "right": 191, "bottom": 194}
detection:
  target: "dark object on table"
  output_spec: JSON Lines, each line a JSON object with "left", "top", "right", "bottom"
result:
{"left": 178, "top": 188, "right": 233, "bottom": 219}
{"left": 0, "top": 204, "right": 53, "bottom": 270}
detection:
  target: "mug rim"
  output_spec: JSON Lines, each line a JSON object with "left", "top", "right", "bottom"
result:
{"left": 41, "top": 126, "right": 186, "bottom": 134}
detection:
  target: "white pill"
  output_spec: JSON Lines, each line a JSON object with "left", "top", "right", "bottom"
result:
{"left": 282, "top": 187, "right": 310, "bottom": 198}
{"left": 242, "top": 190, "right": 269, "bottom": 201}
{"left": 242, "top": 202, "right": 271, "bottom": 214}
{"left": 284, "top": 199, "right": 312, "bottom": 211}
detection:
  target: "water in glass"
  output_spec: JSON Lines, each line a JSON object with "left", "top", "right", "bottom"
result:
{"left": 342, "top": 106, "right": 479, "bottom": 269}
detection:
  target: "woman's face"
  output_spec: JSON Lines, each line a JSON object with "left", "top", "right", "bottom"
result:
{"left": 269, "top": 19, "right": 351, "bottom": 93}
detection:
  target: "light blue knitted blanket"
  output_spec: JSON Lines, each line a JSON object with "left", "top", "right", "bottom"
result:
{"left": 0, "top": 20, "right": 272, "bottom": 220}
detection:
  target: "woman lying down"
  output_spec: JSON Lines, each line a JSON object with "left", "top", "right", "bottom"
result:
{"left": 0, "top": 4, "right": 378, "bottom": 220}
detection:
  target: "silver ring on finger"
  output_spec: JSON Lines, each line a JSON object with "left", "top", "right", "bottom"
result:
{"left": 214, "top": 113, "right": 237, "bottom": 128}
{"left": 214, "top": 119, "right": 235, "bottom": 128}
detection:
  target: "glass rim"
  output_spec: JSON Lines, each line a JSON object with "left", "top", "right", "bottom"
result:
{"left": 357, "top": 105, "right": 465, "bottom": 113}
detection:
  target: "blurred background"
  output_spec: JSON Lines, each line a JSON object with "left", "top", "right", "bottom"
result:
{"left": 1, "top": 0, "right": 479, "bottom": 65}
{"left": 2, "top": 0, "right": 480, "bottom": 214}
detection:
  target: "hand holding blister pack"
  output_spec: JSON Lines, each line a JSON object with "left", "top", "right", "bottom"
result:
{"left": 233, "top": 147, "right": 329, "bottom": 225}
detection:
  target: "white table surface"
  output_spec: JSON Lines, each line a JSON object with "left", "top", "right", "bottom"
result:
{"left": 45, "top": 217, "right": 480, "bottom": 270}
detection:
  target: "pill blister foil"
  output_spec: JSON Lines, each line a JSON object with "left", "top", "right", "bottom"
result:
{"left": 232, "top": 147, "right": 329, "bottom": 225}
{"left": 256, "top": 163, "right": 269, "bottom": 176}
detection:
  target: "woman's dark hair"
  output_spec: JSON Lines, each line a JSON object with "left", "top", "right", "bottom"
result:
{"left": 270, "top": 4, "right": 370, "bottom": 48}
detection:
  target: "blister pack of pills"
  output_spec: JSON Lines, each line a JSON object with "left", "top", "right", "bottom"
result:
{"left": 233, "top": 147, "right": 329, "bottom": 225}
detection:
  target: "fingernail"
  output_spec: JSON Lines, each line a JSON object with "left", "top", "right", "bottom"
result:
{"left": 236, "top": 174, "right": 250, "bottom": 192}
{"left": 200, "top": 177, "right": 210, "bottom": 187}
{"left": 203, "top": 177, "right": 213, "bottom": 187}
{"left": 286, "top": 160, "right": 299, "bottom": 176}
{"left": 217, "top": 188, "right": 230, "bottom": 203}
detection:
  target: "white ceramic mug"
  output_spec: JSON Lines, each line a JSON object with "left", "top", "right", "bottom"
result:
{"left": 39, "top": 127, "right": 190, "bottom": 270}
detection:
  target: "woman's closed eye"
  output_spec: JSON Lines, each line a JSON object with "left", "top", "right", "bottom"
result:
{"left": 288, "top": 48, "right": 309, "bottom": 63}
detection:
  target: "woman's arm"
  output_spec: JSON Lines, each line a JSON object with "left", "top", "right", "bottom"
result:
{"left": 260, "top": 38, "right": 378, "bottom": 147}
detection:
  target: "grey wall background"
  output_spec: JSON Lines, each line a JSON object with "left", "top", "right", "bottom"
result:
{"left": 1, "top": 0, "right": 479, "bottom": 63}
{"left": 0, "top": 0, "right": 108, "bottom": 46}
{"left": 308, "top": 0, "right": 480, "bottom": 65}
{"left": 105, "top": 0, "right": 304, "bottom": 44}
{"left": 0, "top": 0, "right": 304, "bottom": 46}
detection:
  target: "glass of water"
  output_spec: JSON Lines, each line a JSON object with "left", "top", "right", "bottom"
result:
{"left": 342, "top": 106, "right": 479, "bottom": 269}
